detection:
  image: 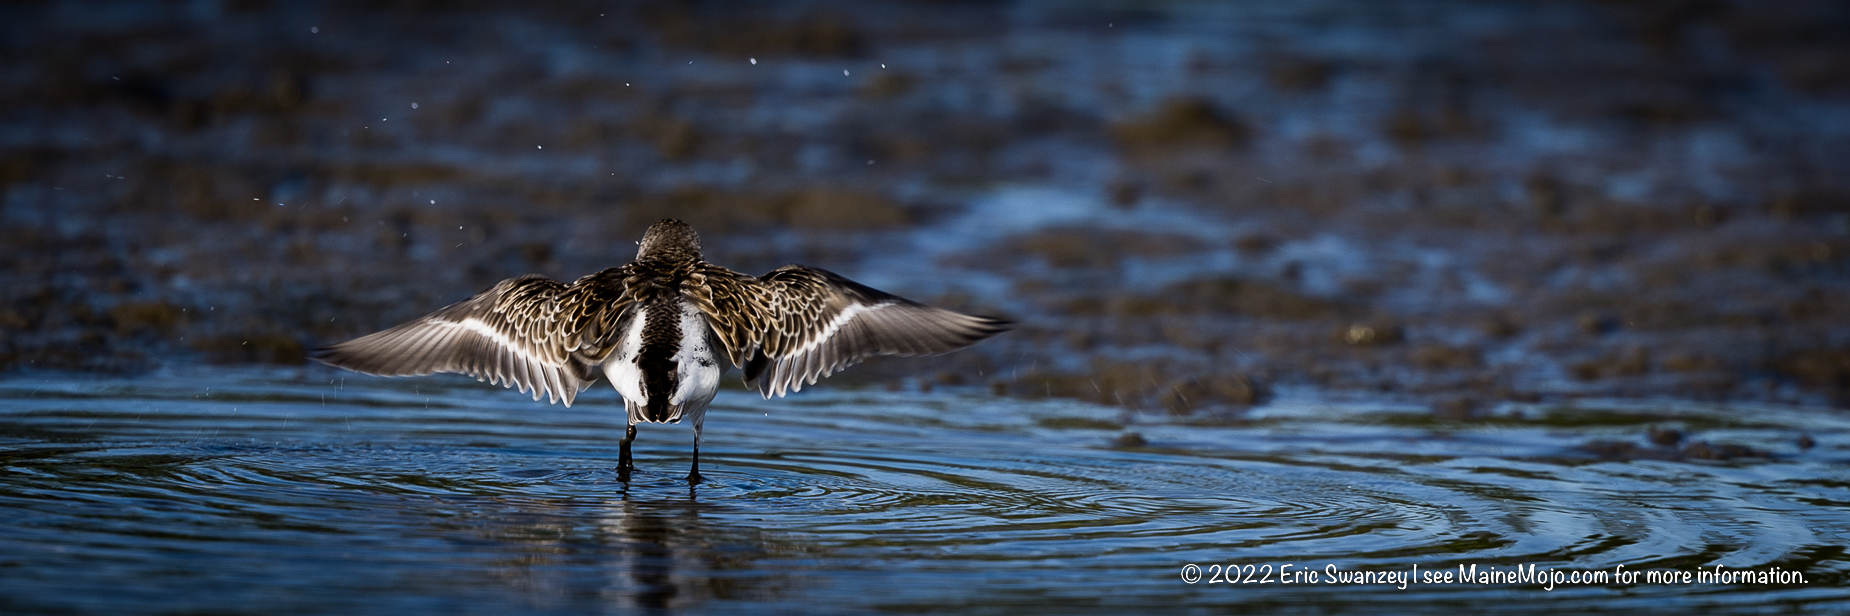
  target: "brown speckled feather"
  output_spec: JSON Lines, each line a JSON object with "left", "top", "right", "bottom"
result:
{"left": 311, "top": 218, "right": 1008, "bottom": 483}
{"left": 686, "top": 264, "right": 1013, "bottom": 398}
{"left": 310, "top": 266, "right": 644, "bottom": 406}
{"left": 314, "top": 219, "right": 1010, "bottom": 407}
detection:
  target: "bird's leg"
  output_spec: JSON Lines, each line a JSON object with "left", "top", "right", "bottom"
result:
{"left": 618, "top": 423, "right": 637, "bottom": 481}
{"left": 686, "top": 419, "right": 705, "bottom": 485}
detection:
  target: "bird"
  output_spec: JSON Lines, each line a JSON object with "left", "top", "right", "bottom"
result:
{"left": 310, "top": 219, "right": 1011, "bottom": 484}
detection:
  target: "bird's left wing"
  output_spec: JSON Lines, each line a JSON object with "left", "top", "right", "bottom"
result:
{"left": 310, "top": 268, "right": 639, "bottom": 406}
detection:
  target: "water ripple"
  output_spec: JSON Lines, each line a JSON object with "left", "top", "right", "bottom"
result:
{"left": 0, "top": 370, "right": 1845, "bottom": 614}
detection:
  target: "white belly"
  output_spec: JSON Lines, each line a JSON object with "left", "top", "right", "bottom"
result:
{"left": 603, "top": 300, "right": 723, "bottom": 426}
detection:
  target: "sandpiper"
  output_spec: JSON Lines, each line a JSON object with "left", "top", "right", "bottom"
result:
{"left": 311, "top": 219, "right": 1011, "bottom": 484}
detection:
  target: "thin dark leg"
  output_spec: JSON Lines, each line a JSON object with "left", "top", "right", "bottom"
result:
{"left": 618, "top": 423, "right": 637, "bottom": 481}
{"left": 686, "top": 420, "right": 705, "bottom": 485}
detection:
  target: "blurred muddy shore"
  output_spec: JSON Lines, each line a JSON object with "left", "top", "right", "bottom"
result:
{"left": 3, "top": 0, "right": 1849, "bottom": 417}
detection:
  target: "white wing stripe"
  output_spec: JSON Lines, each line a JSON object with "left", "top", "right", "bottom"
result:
{"left": 444, "top": 317, "right": 566, "bottom": 401}
{"left": 453, "top": 318, "right": 538, "bottom": 360}
{"left": 312, "top": 273, "right": 613, "bottom": 408}
{"left": 790, "top": 301, "right": 890, "bottom": 357}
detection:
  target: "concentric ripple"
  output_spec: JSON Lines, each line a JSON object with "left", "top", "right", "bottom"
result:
{"left": 1, "top": 369, "right": 1846, "bottom": 614}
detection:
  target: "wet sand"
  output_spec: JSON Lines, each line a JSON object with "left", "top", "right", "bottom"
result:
{"left": 3, "top": 0, "right": 1848, "bottom": 418}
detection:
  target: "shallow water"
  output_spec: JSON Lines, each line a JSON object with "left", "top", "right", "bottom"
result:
{"left": 1, "top": 368, "right": 1845, "bottom": 614}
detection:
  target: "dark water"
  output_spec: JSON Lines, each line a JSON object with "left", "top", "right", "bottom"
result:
{"left": 1, "top": 369, "right": 1844, "bottom": 614}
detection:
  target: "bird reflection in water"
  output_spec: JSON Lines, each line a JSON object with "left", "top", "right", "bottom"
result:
{"left": 464, "top": 488, "right": 810, "bottom": 612}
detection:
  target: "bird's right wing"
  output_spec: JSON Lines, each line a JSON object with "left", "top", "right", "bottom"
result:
{"left": 685, "top": 264, "right": 1012, "bottom": 398}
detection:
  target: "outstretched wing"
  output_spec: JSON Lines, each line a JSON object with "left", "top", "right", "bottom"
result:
{"left": 685, "top": 264, "right": 1012, "bottom": 398}
{"left": 310, "top": 268, "right": 639, "bottom": 406}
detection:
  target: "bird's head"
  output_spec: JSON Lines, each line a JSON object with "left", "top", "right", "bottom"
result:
{"left": 636, "top": 219, "right": 703, "bottom": 262}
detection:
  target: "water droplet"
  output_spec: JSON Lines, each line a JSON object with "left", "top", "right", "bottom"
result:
{"left": 311, "top": 26, "right": 319, "bottom": 33}
{"left": 844, "top": 69, "right": 850, "bottom": 76}
{"left": 537, "top": 145, "right": 542, "bottom": 149}
{"left": 750, "top": 58, "right": 757, "bottom": 65}
{"left": 430, "top": 199, "right": 435, "bottom": 204}
{"left": 411, "top": 102, "right": 418, "bottom": 109}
